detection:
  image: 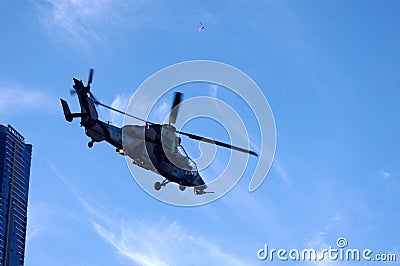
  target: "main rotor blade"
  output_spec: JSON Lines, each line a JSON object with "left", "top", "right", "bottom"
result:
{"left": 88, "top": 68, "right": 94, "bottom": 85}
{"left": 91, "top": 99, "right": 154, "bottom": 125}
{"left": 177, "top": 130, "right": 258, "bottom": 157}
{"left": 169, "top": 92, "right": 182, "bottom": 125}
{"left": 88, "top": 91, "right": 99, "bottom": 104}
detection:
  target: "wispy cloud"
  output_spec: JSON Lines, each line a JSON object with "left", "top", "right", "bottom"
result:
{"left": 33, "top": 0, "right": 127, "bottom": 47}
{"left": 50, "top": 164, "right": 252, "bottom": 266}
{"left": 104, "top": 93, "right": 169, "bottom": 126}
{"left": 304, "top": 215, "right": 348, "bottom": 266}
{"left": 304, "top": 236, "right": 346, "bottom": 266}
{"left": 154, "top": 99, "right": 170, "bottom": 123}
{"left": 209, "top": 84, "right": 218, "bottom": 97}
{"left": 33, "top": 0, "right": 152, "bottom": 48}
{"left": 26, "top": 202, "right": 49, "bottom": 245}
{"left": 0, "top": 85, "right": 58, "bottom": 116}
{"left": 272, "top": 158, "right": 291, "bottom": 185}
{"left": 381, "top": 169, "right": 400, "bottom": 191}
{"left": 108, "top": 93, "right": 131, "bottom": 126}
{"left": 78, "top": 196, "right": 251, "bottom": 266}
{"left": 382, "top": 170, "right": 391, "bottom": 178}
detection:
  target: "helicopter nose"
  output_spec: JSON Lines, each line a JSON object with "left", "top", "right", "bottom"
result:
{"left": 194, "top": 173, "right": 206, "bottom": 186}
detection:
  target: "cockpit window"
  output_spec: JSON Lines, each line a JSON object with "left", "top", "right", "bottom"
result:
{"left": 177, "top": 145, "right": 198, "bottom": 171}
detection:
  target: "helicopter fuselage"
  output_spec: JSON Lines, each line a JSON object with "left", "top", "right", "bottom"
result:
{"left": 89, "top": 122, "right": 207, "bottom": 193}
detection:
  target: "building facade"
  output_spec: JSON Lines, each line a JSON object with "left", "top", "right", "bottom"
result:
{"left": 0, "top": 125, "right": 32, "bottom": 266}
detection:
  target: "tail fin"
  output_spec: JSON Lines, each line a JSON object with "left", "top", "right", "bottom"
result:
{"left": 61, "top": 99, "right": 73, "bottom": 122}
{"left": 60, "top": 99, "right": 89, "bottom": 122}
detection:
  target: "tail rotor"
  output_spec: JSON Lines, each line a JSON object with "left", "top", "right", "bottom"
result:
{"left": 70, "top": 68, "right": 99, "bottom": 103}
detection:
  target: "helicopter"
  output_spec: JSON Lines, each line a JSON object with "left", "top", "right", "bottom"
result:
{"left": 60, "top": 69, "right": 258, "bottom": 195}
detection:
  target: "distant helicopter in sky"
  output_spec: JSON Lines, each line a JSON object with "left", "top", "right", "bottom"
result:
{"left": 60, "top": 69, "right": 258, "bottom": 195}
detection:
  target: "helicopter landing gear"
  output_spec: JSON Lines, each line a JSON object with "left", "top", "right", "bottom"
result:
{"left": 179, "top": 185, "right": 186, "bottom": 191}
{"left": 154, "top": 179, "right": 169, "bottom": 191}
{"left": 88, "top": 140, "right": 94, "bottom": 148}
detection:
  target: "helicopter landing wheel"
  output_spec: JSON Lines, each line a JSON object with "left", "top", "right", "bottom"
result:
{"left": 154, "top": 179, "right": 169, "bottom": 191}
{"left": 179, "top": 185, "right": 186, "bottom": 191}
{"left": 154, "top": 182, "right": 162, "bottom": 191}
{"left": 88, "top": 141, "right": 94, "bottom": 148}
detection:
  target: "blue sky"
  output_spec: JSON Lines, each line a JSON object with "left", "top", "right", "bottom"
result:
{"left": 1, "top": 0, "right": 399, "bottom": 265}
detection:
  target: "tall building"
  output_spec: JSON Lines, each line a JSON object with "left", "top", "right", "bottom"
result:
{"left": 0, "top": 125, "right": 32, "bottom": 266}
